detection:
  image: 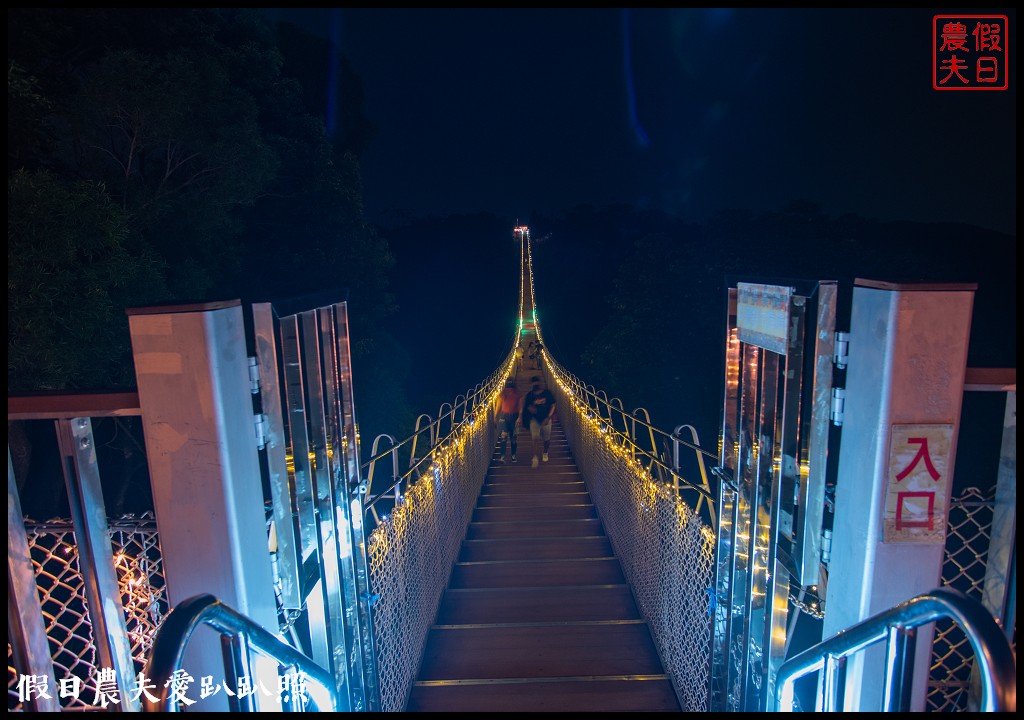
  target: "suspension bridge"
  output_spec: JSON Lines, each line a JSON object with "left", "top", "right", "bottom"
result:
{"left": 7, "top": 227, "right": 1016, "bottom": 713}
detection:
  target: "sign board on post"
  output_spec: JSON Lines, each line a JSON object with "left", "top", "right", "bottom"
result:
{"left": 736, "top": 282, "right": 793, "bottom": 355}
{"left": 884, "top": 423, "right": 955, "bottom": 543}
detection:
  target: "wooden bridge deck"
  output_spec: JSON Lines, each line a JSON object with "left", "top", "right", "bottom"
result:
{"left": 407, "top": 409, "right": 681, "bottom": 712}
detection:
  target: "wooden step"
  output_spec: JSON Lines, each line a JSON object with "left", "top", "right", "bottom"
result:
{"left": 465, "top": 518, "right": 603, "bottom": 540}
{"left": 449, "top": 557, "right": 624, "bottom": 588}
{"left": 472, "top": 504, "right": 596, "bottom": 523}
{"left": 436, "top": 585, "right": 639, "bottom": 624}
{"left": 476, "top": 491, "right": 591, "bottom": 507}
{"left": 417, "top": 622, "right": 666, "bottom": 680}
{"left": 482, "top": 478, "right": 585, "bottom": 493}
{"left": 408, "top": 676, "right": 680, "bottom": 713}
{"left": 408, "top": 418, "right": 680, "bottom": 712}
{"left": 459, "top": 536, "right": 612, "bottom": 562}
{"left": 487, "top": 464, "right": 577, "bottom": 475}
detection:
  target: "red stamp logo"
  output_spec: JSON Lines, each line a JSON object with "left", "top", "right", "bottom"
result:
{"left": 934, "top": 15, "right": 1009, "bottom": 90}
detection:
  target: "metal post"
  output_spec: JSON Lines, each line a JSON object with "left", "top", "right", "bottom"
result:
{"left": 822, "top": 654, "right": 846, "bottom": 711}
{"left": 973, "top": 381, "right": 1016, "bottom": 710}
{"left": 823, "top": 280, "right": 975, "bottom": 711}
{"left": 298, "top": 307, "right": 349, "bottom": 704}
{"left": 979, "top": 384, "right": 1016, "bottom": 631}
{"left": 55, "top": 417, "right": 138, "bottom": 712}
{"left": 328, "top": 302, "right": 381, "bottom": 712}
{"left": 127, "top": 300, "right": 279, "bottom": 712}
{"left": 252, "top": 302, "right": 304, "bottom": 611}
{"left": 221, "top": 632, "right": 255, "bottom": 713}
{"left": 798, "top": 281, "right": 837, "bottom": 586}
{"left": 882, "top": 625, "right": 916, "bottom": 711}
{"left": 8, "top": 449, "right": 62, "bottom": 712}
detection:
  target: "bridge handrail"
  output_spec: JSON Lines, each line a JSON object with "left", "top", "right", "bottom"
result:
{"left": 142, "top": 593, "right": 337, "bottom": 712}
{"left": 365, "top": 434, "right": 400, "bottom": 526}
{"left": 546, "top": 360, "right": 717, "bottom": 507}
{"left": 630, "top": 406, "right": 659, "bottom": 460}
{"left": 774, "top": 586, "right": 1017, "bottom": 712}
{"left": 361, "top": 351, "right": 514, "bottom": 521}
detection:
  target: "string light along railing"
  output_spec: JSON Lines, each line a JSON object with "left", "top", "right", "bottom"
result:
{"left": 546, "top": 363, "right": 719, "bottom": 526}
{"left": 520, "top": 227, "right": 717, "bottom": 524}
{"left": 360, "top": 351, "right": 519, "bottom": 712}
{"left": 360, "top": 226, "right": 536, "bottom": 708}
{"left": 357, "top": 229, "right": 529, "bottom": 711}
{"left": 361, "top": 359, "right": 514, "bottom": 529}
{"left": 533, "top": 347, "right": 717, "bottom": 711}
{"left": 362, "top": 227, "right": 529, "bottom": 529}
{"left": 519, "top": 228, "right": 716, "bottom": 710}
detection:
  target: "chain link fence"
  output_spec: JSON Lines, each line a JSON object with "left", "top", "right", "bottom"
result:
{"left": 926, "top": 486, "right": 1002, "bottom": 712}
{"left": 549, "top": 372, "right": 716, "bottom": 711}
{"left": 367, "top": 412, "right": 495, "bottom": 712}
{"left": 7, "top": 514, "right": 168, "bottom": 711}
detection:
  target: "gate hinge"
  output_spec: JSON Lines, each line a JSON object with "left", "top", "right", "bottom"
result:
{"left": 831, "top": 387, "right": 846, "bottom": 426}
{"left": 248, "top": 356, "right": 260, "bottom": 395}
{"left": 254, "top": 413, "right": 269, "bottom": 450}
{"left": 833, "top": 331, "right": 850, "bottom": 370}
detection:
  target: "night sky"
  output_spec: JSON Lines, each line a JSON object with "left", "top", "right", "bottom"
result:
{"left": 270, "top": 7, "right": 1016, "bottom": 236}
{"left": 261, "top": 8, "right": 1017, "bottom": 433}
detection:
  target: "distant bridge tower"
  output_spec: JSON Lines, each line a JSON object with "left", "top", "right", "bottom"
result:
{"left": 514, "top": 224, "right": 537, "bottom": 335}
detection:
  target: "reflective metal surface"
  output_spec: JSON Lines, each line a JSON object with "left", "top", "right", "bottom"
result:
{"left": 776, "top": 587, "right": 1016, "bottom": 712}
{"left": 143, "top": 593, "right": 337, "bottom": 712}
{"left": 252, "top": 297, "right": 381, "bottom": 711}
{"left": 712, "top": 281, "right": 835, "bottom": 712}
{"left": 56, "top": 417, "right": 138, "bottom": 712}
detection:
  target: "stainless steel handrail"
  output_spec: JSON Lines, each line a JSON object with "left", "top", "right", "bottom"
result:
{"left": 361, "top": 353, "right": 514, "bottom": 523}
{"left": 545, "top": 360, "right": 718, "bottom": 509}
{"left": 142, "top": 594, "right": 337, "bottom": 712}
{"left": 775, "top": 586, "right": 1016, "bottom": 712}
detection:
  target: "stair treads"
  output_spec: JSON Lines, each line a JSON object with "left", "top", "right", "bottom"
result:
{"left": 465, "top": 518, "right": 602, "bottom": 540}
{"left": 407, "top": 416, "right": 681, "bottom": 712}
{"left": 408, "top": 676, "right": 680, "bottom": 713}
{"left": 435, "top": 584, "right": 639, "bottom": 624}
{"left": 417, "top": 622, "right": 665, "bottom": 680}
{"left": 482, "top": 478, "right": 585, "bottom": 493}
{"left": 458, "top": 536, "right": 612, "bottom": 562}
{"left": 449, "top": 557, "right": 624, "bottom": 588}
{"left": 471, "top": 504, "right": 596, "bottom": 523}
{"left": 487, "top": 462, "right": 579, "bottom": 474}
{"left": 476, "top": 491, "right": 591, "bottom": 508}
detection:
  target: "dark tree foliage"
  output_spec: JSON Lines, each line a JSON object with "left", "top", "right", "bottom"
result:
{"left": 8, "top": 9, "right": 412, "bottom": 512}
{"left": 8, "top": 169, "right": 168, "bottom": 390}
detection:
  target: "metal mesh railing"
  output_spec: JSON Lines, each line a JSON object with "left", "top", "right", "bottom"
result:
{"left": 547, "top": 367, "right": 717, "bottom": 711}
{"left": 6, "top": 514, "right": 168, "bottom": 711}
{"left": 367, "top": 400, "right": 497, "bottom": 712}
{"left": 107, "top": 515, "right": 168, "bottom": 672}
{"left": 927, "top": 486, "right": 999, "bottom": 712}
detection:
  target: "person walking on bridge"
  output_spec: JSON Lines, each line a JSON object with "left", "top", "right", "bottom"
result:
{"left": 520, "top": 375, "right": 556, "bottom": 468}
{"left": 526, "top": 341, "right": 538, "bottom": 370}
{"left": 496, "top": 378, "right": 521, "bottom": 463}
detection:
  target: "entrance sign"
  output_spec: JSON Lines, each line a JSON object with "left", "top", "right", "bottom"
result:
{"left": 884, "top": 423, "right": 954, "bottom": 543}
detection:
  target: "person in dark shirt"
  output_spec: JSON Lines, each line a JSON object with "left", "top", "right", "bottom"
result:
{"left": 519, "top": 375, "right": 556, "bottom": 468}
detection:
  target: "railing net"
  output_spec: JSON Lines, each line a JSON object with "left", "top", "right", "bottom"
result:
{"left": 366, "top": 409, "right": 497, "bottom": 712}
{"left": 927, "top": 485, "right": 1007, "bottom": 712}
{"left": 7, "top": 514, "right": 168, "bottom": 711}
{"left": 547, "top": 368, "right": 716, "bottom": 711}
